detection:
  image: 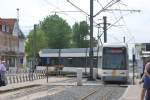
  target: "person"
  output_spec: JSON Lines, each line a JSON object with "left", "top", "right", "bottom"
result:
{"left": 0, "top": 60, "right": 7, "bottom": 86}
{"left": 140, "top": 57, "right": 150, "bottom": 100}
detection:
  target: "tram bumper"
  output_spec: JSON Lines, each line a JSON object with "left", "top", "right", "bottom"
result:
{"left": 102, "top": 76, "right": 127, "bottom": 82}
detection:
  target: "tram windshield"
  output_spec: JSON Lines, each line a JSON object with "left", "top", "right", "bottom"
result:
{"left": 102, "top": 47, "right": 127, "bottom": 70}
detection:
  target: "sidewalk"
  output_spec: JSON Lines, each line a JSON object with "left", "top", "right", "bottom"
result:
{"left": 119, "top": 79, "right": 142, "bottom": 100}
{"left": 0, "top": 77, "right": 70, "bottom": 93}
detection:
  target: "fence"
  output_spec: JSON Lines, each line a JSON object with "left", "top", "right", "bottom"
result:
{"left": 5, "top": 70, "right": 46, "bottom": 84}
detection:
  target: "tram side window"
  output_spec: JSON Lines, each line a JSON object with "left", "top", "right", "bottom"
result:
{"left": 68, "top": 58, "right": 73, "bottom": 66}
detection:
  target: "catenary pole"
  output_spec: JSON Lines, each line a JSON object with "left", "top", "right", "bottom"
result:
{"left": 103, "top": 16, "right": 107, "bottom": 43}
{"left": 88, "top": 0, "right": 94, "bottom": 80}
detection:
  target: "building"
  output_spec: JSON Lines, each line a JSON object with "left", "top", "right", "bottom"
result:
{"left": 135, "top": 43, "right": 150, "bottom": 75}
{"left": 0, "top": 18, "right": 25, "bottom": 69}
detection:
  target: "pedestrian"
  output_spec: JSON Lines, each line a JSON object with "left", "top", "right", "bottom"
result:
{"left": 0, "top": 60, "right": 7, "bottom": 86}
{"left": 140, "top": 57, "right": 150, "bottom": 100}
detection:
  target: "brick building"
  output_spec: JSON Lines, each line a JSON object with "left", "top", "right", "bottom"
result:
{"left": 0, "top": 18, "right": 25, "bottom": 68}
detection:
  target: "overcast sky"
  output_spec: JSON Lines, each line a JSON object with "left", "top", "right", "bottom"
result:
{"left": 0, "top": 0, "right": 149, "bottom": 45}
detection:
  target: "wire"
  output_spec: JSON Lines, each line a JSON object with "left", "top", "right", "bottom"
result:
{"left": 94, "top": 0, "right": 121, "bottom": 17}
{"left": 66, "top": 0, "right": 89, "bottom": 16}
{"left": 43, "top": 0, "right": 79, "bottom": 22}
{"left": 96, "top": 0, "right": 104, "bottom": 9}
{"left": 117, "top": 4, "right": 136, "bottom": 43}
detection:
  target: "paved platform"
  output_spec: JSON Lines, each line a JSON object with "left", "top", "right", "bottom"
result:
{"left": 119, "top": 79, "right": 142, "bottom": 100}
{"left": 0, "top": 77, "right": 69, "bottom": 93}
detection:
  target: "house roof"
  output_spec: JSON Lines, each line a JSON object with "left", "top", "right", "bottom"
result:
{"left": 0, "top": 18, "right": 25, "bottom": 39}
{"left": 0, "top": 18, "right": 17, "bottom": 26}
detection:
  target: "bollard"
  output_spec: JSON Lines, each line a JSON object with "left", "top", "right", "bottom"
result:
{"left": 22, "top": 74, "right": 25, "bottom": 82}
{"left": 26, "top": 74, "right": 28, "bottom": 81}
{"left": 9, "top": 76, "right": 12, "bottom": 84}
{"left": 36, "top": 72, "right": 38, "bottom": 80}
{"left": 13, "top": 76, "right": 16, "bottom": 83}
{"left": 19, "top": 75, "right": 22, "bottom": 83}
{"left": 16, "top": 76, "right": 19, "bottom": 83}
{"left": 93, "top": 68, "right": 98, "bottom": 80}
{"left": 77, "top": 68, "right": 82, "bottom": 86}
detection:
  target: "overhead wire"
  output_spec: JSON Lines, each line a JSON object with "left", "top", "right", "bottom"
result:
{"left": 43, "top": 0, "right": 80, "bottom": 22}
{"left": 94, "top": 0, "right": 121, "bottom": 17}
{"left": 117, "top": 3, "right": 136, "bottom": 43}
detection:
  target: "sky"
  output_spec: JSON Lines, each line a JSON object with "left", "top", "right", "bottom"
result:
{"left": 0, "top": 0, "right": 150, "bottom": 50}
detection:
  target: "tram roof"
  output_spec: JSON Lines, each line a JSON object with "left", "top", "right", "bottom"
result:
{"left": 103, "top": 43, "right": 128, "bottom": 48}
{"left": 39, "top": 47, "right": 102, "bottom": 57}
{"left": 40, "top": 47, "right": 98, "bottom": 53}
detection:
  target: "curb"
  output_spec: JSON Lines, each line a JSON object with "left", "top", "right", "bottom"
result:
{"left": 118, "top": 85, "right": 130, "bottom": 100}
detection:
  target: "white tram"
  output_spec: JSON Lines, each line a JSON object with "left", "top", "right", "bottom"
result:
{"left": 100, "top": 43, "right": 129, "bottom": 82}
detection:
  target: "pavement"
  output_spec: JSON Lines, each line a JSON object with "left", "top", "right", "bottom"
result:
{"left": 0, "top": 77, "right": 70, "bottom": 93}
{"left": 0, "top": 77, "right": 143, "bottom": 100}
{"left": 119, "top": 79, "right": 142, "bottom": 100}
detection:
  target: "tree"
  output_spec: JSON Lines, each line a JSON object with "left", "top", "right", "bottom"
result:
{"left": 72, "top": 21, "right": 90, "bottom": 48}
{"left": 25, "top": 27, "right": 48, "bottom": 57}
{"left": 25, "top": 14, "right": 72, "bottom": 57}
{"left": 41, "top": 14, "right": 72, "bottom": 49}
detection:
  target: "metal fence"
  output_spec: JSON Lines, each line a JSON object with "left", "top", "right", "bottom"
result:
{"left": 5, "top": 70, "right": 46, "bottom": 84}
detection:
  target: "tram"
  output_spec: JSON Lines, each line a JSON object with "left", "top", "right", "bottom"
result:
{"left": 101, "top": 43, "right": 129, "bottom": 82}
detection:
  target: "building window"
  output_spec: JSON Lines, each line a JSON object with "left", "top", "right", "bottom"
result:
{"left": 2, "top": 25, "right": 5, "bottom": 32}
{"left": 6, "top": 26, "right": 9, "bottom": 32}
{"left": 0, "top": 25, "right": 2, "bottom": 31}
{"left": 146, "top": 44, "right": 150, "bottom": 51}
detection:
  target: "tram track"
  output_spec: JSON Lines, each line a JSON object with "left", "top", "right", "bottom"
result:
{"left": 78, "top": 84, "right": 127, "bottom": 100}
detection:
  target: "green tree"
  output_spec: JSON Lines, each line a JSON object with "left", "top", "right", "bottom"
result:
{"left": 25, "top": 14, "right": 72, "bottom": 57}
{"left": 72, "top": 21, "right": 90, "bottom": 48}
{"left": 25, "top": 27, "right": 48, "bottom": 57}
{"left": 41, "top": 14, "right": 72, "bottom": 49}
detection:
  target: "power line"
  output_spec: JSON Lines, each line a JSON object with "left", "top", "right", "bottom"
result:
{"left": 43, "top": 0, "right": 79, "bottom": 22}
{"left": 96, "top": 0, "right": 104, "bottom": 9}
{"left": 117, "top": 4, "right": 136, "bottom": 43}
{"left": 66, "top": 0, "right": 89, "bottom": 16}
{"left": 51, "top": 11, "right": 82, "bottom": 13}
{"left": 94, "top": 0, "right": 121, "bottom": 17}
{"left": 104, "top": 9, "right": 141, "bottom": 12}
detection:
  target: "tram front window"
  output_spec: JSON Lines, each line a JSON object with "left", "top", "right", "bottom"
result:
{"left": 102, "top": 47, "right": 126, "bottom": 70}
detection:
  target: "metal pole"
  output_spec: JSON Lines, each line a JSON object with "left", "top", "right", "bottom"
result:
{"left": 88, "top": 0, "right": 94, "bottom": 80}
{"left": 123, "top": 36, "right": 125, "bottom": 43}
{"left": 33, "top": 24, "right": 37, "bottom": 70}
{"left": 132, "top": 48, "right": 135, "bottom": 85}
{"left": 46, "top": 65, "right": 48, "bottom": 83}
{"left": 103, "top": 16, "right": 107, "bottom": 43}
{"left": 16, "top": 8, "right": 19, "bottom": 73}
{"left": 58, "top": 49, "right": 61, "bottom": 76}
{"left": 32, "top": 24, "right": 37, "bottom": 80}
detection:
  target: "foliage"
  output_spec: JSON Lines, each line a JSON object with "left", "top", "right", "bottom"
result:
{"left": 72, "top": 21, "right": 90, "bottom": 48}
{"left": 25, "top": 27, "right": 48, "bottom": 57}
{"left": 41, "top": 14, "right": 72, "bottom": 49}
{"left": 25, "top": 14, "right": 72, "bottom": 57}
